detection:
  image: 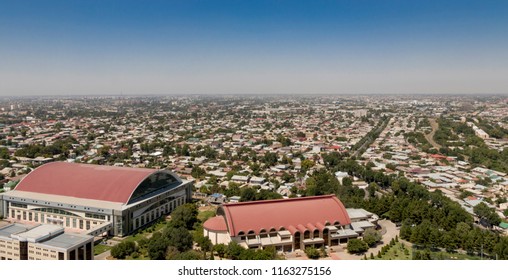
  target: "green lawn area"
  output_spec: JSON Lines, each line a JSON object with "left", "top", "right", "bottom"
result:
{"left": 374, "top": 242, "right": 412, "bottom": 260}
{"left": 198, "top": 210, "right": 215, "bottom": 222}
{"left": 122, "top": 219, "right": 169, "bottom": 243}
{"left": 94, "top": 244, "right": 112, "bottom": 255}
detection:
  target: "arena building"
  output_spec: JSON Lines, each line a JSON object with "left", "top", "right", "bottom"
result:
{"left": 203, "top": 195, "right": 376, "bottom": 252}
{"left": 0, "top": 162, "right": 193, "bottom": 237}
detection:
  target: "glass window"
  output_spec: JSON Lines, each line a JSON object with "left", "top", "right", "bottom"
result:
{"left": 128, "top": 172, "right": 178, "bottom": 203}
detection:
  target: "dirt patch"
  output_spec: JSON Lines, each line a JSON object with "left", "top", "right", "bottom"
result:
{"left": 425, "top": 118, "right": 442, "bottom": 150}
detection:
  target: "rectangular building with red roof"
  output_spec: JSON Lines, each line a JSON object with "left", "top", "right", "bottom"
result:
{"left": 203, "top": 195, "right": 364, "bottom": 252}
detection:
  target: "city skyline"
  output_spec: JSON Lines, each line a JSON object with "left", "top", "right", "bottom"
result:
{"left": 1, "top": 0, "right": 508, "bottom": 95}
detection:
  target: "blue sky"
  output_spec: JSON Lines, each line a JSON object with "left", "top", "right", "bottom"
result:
{"left": 1, "top": 0, "right": 507, "bottom": 95}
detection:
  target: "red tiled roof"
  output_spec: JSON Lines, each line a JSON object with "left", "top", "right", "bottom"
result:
{"left": 203, "top": 216, "right": 228, "bottom": 232}
{"left": 15, "top": 162, "right": 160, "bottom": 204}
{"left": 430, "top": 154, "right": 447, "bottom": 159}
{"left": 219, "top": 195, "right": 350, "bottom": 237}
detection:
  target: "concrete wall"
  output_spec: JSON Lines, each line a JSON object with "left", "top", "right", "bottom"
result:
{"left": 0, "top": 238, "right": 21, "bottom": 260}
{"left": 204, "top": 229, "right": 231, "bottom": 245}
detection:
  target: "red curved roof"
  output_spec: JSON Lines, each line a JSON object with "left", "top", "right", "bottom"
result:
{"left": 220, "top": 195, "right": 351, "bottom": 237}
{"left": 203, "top": 216, "right": 228, "bottom": 232}
{"left": 15, "top": 162, "right": 160, "bottom": 204}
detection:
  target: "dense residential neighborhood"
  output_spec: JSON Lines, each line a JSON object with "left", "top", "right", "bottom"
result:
{"left": 0, "top": 95, "right": 508, "bottom": 260}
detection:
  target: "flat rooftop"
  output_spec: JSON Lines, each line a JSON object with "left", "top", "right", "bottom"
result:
{"left": 0, "top": 223, "right": 33, "bottom": 238}
{"left": 346, "top": 208, "right": 373, "bottom": 220}
{"left": 0, "top": 223, "right": 92, "bottom": 250}
{"left": 14, "top": 224, "right": 64, "bottom": 243}
{"left": 39, "top": 233, "right": 93, "bottom": 250}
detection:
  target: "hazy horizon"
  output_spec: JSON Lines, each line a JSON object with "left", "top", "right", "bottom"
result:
{"left": 1, "top": 0, "right": 508, "bottom": 96}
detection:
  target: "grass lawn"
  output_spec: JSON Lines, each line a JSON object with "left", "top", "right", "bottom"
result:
{"left": 94, "top": 244, "right": 112, "bottom": 255}
{"left": 374, "top": 242, "right": 412, "bottom": 260}
{"left": 198, "top": 210, "right": 215, "bottom": 222}
{"left": 122, "top": 219, "right": 169, "bottom": 243}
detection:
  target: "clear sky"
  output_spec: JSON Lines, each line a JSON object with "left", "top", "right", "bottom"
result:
{"left": 1, "top": 0, "right": 507, "bottom": 96}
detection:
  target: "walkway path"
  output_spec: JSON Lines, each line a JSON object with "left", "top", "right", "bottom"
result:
{"left": 95, "top": 250, "right": 111, "bottom": 260}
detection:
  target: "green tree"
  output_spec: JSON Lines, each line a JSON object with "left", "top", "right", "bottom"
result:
{"left": 148, "top": 233, "right": 169, "bottom": 260}
{"left": 263, "top": 152, "right": 278, "bottom": 166}
{"left": 474, "top": 202, "right": 501, "bottom": 228}
{"left": 174, "top": 250, "right": 203, "bottom": 260}
{"left": 347, "top": 239, "right": 369, "bottom": 254}
{"left": 196, "top": 236, "right": 213, "bottom": 259}
{"left": 240, "top": 188, "right": 257, "bottom": 202}
{"left": 213, "top": 244, "right": 227, "bottom": 259}
{"left": 111, "top": 240, "right": 137, "bottom": 259}
{"left": 226, "top": 241, "right": 245, "bottom": 260}
{"left": 301, "top": 159, "right": 315, "bottom": 171}
{"left": 165, "top": 227, "right": 194, "bottom": 252}
{"left": 363, "top": 228, "right": 382, "bottom": 247}
{"left": 191, "top": 166, "right": 206, "bottom": 179}
{"left": 304, "top": 169, "right": 340, "bottom": 196}
{"left": 254, "top": 246, "right": 279, "bottom": 260}
{"left": 170, "top": 203, "right": 199, "bottom": 230}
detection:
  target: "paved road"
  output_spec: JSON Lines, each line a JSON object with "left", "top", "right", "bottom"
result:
{"left": 354, "top": 118, "right": 391, "bottom": 158}
{"left": 334, "top": 219, "right": 400, "bottom": 260}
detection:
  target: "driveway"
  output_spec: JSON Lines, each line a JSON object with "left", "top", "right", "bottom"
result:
{"left": 334, "top": 219, "right": 400, "bottom": 260}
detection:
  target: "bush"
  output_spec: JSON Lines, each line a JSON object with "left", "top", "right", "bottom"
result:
{"left": 363, "top": 228, "right": 382, "bottom": 247}
{"left": 347, "top": 239, "right": 369, "bottom": 254}
{"left": 137, "top": 236, "right": 149, "bottom": 249}
{"left": 304, "top": 247, "right": 321, "bottom": 259}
